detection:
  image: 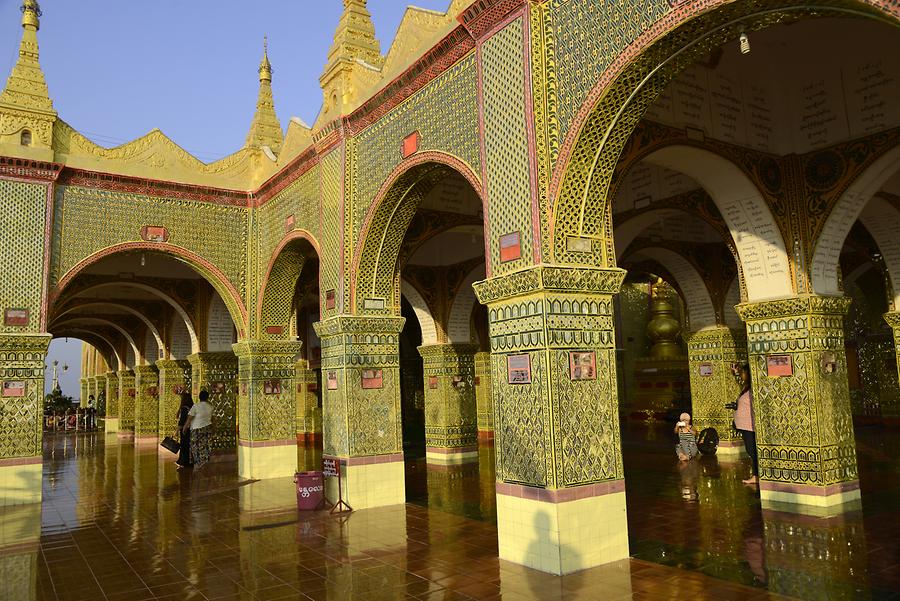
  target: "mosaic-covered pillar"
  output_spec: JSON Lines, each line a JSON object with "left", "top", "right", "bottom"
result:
{"left": 474, "top": 351, "right": 494, "bottom": 441}
{"left": 473, "top": 267, "right": 628, "bottom": 575}
{"left": 233, "top": 341, "right": 301, "bottom": 479}
{"left": 313, "top": 316, "right": 405, "bottom": 510}
{"left": 132, "top": 365, "right": 160, "bottom": 444}
{"left": 883, "top": 312, "right": 900, "bottom": 420}
{"left": 91, "top": 374, "right": 104, "bottom": 406}
{"left": 187, "top": 352, "right": 238, "bottom": 453}
{"left": 155, "top": 360, "right": 191, "bottom": 440}
{"left": 104, "top": 370, "right": 119, "bottom": 433}
{"left": 685, "top": 327, "right": 746, "bottom": 455}
{"left": 418, "top": 344, "right": 478, "bottom": 464}
{"left": 117, "top": 369, "right": 136, "bottom": 436}
{"left": 736, "top": 296, "right": 860, "bottom": 512}
{"left": 0, "top": 334, "right": 50, "bottom": 505}
{"left": 295, "top": 359, "right": 321, "bottom": 444}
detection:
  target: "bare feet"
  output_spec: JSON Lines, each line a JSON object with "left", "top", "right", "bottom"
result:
{"left": 742, "top": 475, "right": 759, "bottom": 485}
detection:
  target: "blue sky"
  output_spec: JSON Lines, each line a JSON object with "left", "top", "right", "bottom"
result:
{"left": 3, "top": 1, "right": 453, "bottom": 395}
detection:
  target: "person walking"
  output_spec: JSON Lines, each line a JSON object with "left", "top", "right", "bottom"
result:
{"left": 175, "top": 392, "right": 194, "bottom": 469}
{"left": 183, "top": 390, "right": 213, "bottom": 470}
{"left": 734, "top": 364, "right": 759, "bottom": 485}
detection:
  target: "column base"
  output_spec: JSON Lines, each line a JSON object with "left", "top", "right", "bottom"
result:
{"left": 716, "top": 439, "right": 745, "bottom": 459}
{"left": 104, "top": 417, "right": 119, "bottom": 434}
{"left": 238, "top": 440, "right": 298, "bottom": 480}
{"left": 477, "top": 430, "right": 495, "bottom": 443}
{"left": 134, "top": 435, "right": 158, "bottom": 447}
{"left": 495, "top": 481, "right": 629, "bottom": 575}
{"left": 0, "top": 458, "right": 42, "bottom": 506}
{"left": 760, "top": 480, "right": 862, "bottom": 516}
{"left": 116, "top": 430, "right": 134, "bottom": 440}
{"left": 426, "top": 446, "right": 479, "bottom": 465}
{"left": 324, "top": 454, "right": 406, "bottom": 510}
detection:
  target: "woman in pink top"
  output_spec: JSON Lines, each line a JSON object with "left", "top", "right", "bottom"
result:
{"left": 734, "top": 364, "right": 758, "bottom": 485}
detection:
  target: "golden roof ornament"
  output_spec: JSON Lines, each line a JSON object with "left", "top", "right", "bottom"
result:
{"left": 259, "top": 36, "right": 272, "bottom": 83}
{"left": 21, "top": 0, "right": 41, "bottom": 31}
{"left": 244, "top": 36, "right": 283, "bottom": 154}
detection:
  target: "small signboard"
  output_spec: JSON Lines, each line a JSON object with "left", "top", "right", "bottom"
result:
{"left": 507, "top": 354, "right": 531, "bottom": 385}
{"left": 3, "top": 308, "right": 28, "bottom": 327}
{"left": 323, "top": 457, "right": 340, "bottom": 478}
{"left": 361, "top": 369, "right": 383, "bottom": 389}
{"left": 698, "top": 363, "right": 713, "bottom": 377}
{"left": 474, "top": 376, "right": 481, "bottom": 386}
{"left": 326, "top": 371, "right": 338, "bottom": 390}
{"left": 428, "top": 376, "right": 439, "bottom": 390}
{"left": 211, "top": 382, "right": 226, "bottom": 394}
{"left": 147, "top": 386, "right": 158, "bottom": 397}
{"left": 325, "top": 290, "right": 336, "bottom": 310}
{"left": 263, "top": 379, "right": 282, "bottom": 395}
{"left": 173, "top": 384, "right": 188, "bottom": 394}
{"left": 127, "top": 388, "right": 136, "bottom": 398}
{"left": 140, "top": 225, "right": 169, "bottom": 243}
{"left": 499, "top": 232, "right": 521, "bottom": 262}
{"left": 767, "top": 355, "right": 793, "bottom": 378}
{"left": 265, "top": 325, "right": 284, "bottom": 335}
{"left": 284, "top": 214, "right": 295, "bottom": 233}
{"left": 2, "top": 381, "right": 25, "bottom": 397}
{"left": 568, "top": 351, "right": 596, "bottom": 380}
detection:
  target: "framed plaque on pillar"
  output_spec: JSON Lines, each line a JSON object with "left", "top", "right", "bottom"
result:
{"left": 507, "top": 354, "right": 531, "bottom": 384}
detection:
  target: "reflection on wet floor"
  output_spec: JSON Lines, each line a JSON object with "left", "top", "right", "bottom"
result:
{"left": 0, "top": 425, "right": 897, "bottom": 600}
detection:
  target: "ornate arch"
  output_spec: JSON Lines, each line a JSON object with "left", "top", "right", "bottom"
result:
{"left": 811, "top": 144, "right": 900, "bottom": 301}
{"left": 53, "top": 317, "right": 142, "bottom": 365}
{"left": 49, "top": 242, "right": 247, "bottom": 336}
{"left": 351, "top": 151, "right": 485, "bottom": 313}
{"left": 400, "top": 279, "right": 438, "bottom": 345}
{"left": 549, "top": 0, "right": 900, "bottom": 277}
{"left": 53, "top": 302, "right": 165, "bottom": 356}
{"left": 54, "top": 330, "right": 123, "bottom": 371}
{"left": 446, "top": 263, "right": 486, "bottom": 344}
{"left": 52, "top": 282, "right": 200, "bottom": 354}
{"left": 624, "top": 247, "right": 719, "bottom": 331}
{"left": 256, "top": 230, "right": 322, "bottom": 340}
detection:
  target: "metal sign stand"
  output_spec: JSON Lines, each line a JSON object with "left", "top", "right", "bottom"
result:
{"left": 323, "top": 457, "right": 352, "bottom": 514}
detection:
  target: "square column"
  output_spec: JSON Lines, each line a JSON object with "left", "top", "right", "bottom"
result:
{"left": 0, "top": 334, "right": 50, "bottom": 505}
{"left": 313, "top": 316, "right": 406, "bottom": 510}
{"left": 91, "top": 375, "right": 104, "bottom": 406}
{"left": 295, "top": 359, "right": 321, "bottom": 444}
{"left": 117, "top": 369, "right": 136, "bottom": 437}
{"left": 736, "top": 296, "right": 860, "bottom": 513}
{"left": 883, "top": 312, "right": 900, "bottom": 421}
{"left": 104, "top": 371, "right": 119, "bottom": 433}
{"left": 418, "top": 344, "right": 479, "bottom": 464}
{"left": 686, "top": 328, "right": 746, "bottom": 455}
{"left": 187, "top": 352, "right": 238, "bottom": 453}
{"left": 474, "top": 351, "right": 494, "bottom": 441}
{"left": 232, "top": 341, "right": 302, "bottom": 480}
{"left": 133, "top": 365, "right": 160, "bottom": 445}
{"left": 155, "top": 360, "right": 191, "bottom": 440}
{"left": 473, "top": 267, "right": 629, "bottom": 575}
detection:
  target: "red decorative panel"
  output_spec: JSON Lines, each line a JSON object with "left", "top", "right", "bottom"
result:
{"left": 2, "top": 381, "right": 25, "bottom": 397}
{"left": 265, "top": 326, "right": 284, "bottom": 335}
{"left": 361, "top": 369, "right": 383, "bottom": 390}
{"left": 401, "top": 131, "right": 420, "bottom": 159}
{"left": 284, "top": 214, "right": 295, "bottom": 233}
{"left": 3, "top": 308, "right": 29, "bottom": 326}
{"left": 140, "top": 225, "right": 169, "bottom": 243}
{"left": 499, "top": 232, "right": 521, "bottom": 262}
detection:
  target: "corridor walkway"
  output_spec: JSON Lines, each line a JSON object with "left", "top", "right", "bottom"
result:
{"left": 1, "top": 427, "right": 897, "bottom": 600}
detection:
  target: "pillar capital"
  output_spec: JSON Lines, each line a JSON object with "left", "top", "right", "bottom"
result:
{"left": 883, "top": 311, "right": 900, "bottom": 329}
{"left": 736, "top": 294, "right": 852, "bottom": 321}
{"left": 473, "top": 265, "right": 626, "bottom": 305}
{"left": 232, "top": 339, "right": 303, "bottom": 359}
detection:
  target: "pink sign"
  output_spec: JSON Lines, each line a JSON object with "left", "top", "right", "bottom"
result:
{"left": 2, "top": 381, "right": 25, "bottom": 397}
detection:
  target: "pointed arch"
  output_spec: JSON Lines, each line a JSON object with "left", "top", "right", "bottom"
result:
{"left": 49, "top": 242, "right": 247, "bottom": 336}
{"left": 256, "top": 230, "right": 321, "bottom": 339}
{"left": 447, "top": 263, "right": 486, "bottom": 344}
{"left": 400, "top": 279, "right": 438, "bottom": 345}
{"left": 53, "top": 302, "right": 165, "bottom": 356}
{"left": 351, "top": 151, "right": 485, "bottom": 313}
{"left": 53, "top": 318, "right": 142, "bottom": 365}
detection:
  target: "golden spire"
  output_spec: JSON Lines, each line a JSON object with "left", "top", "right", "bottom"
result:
{"left": 0, "top": 0, "right": 55, "bottom": 116}
{"left": 245, "top": 36, "right": 283, "bottom": 154}
{"left": 318, "top": 0, "right": 384, "bottom": 119}
{"left": 259, "top": 36, "right": 272, "bottom": 83}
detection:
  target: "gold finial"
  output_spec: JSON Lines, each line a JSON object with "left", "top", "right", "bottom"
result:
{"left": 259, "top": 36, "right": 272, "bottom": 83}
{"left": 21, "top": 0, "right": 41, "bottom": 30}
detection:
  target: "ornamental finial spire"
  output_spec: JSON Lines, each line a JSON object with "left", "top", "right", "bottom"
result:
{"left": 259, "top": 36, "right": 272, "bottom": 83}
{"left": 21, "top": 0, "right": 41, "bottom": 31}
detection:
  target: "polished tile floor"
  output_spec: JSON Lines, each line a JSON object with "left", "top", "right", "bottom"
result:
{"left": 1, "top": 425, "right": 897, "bottom": 600}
